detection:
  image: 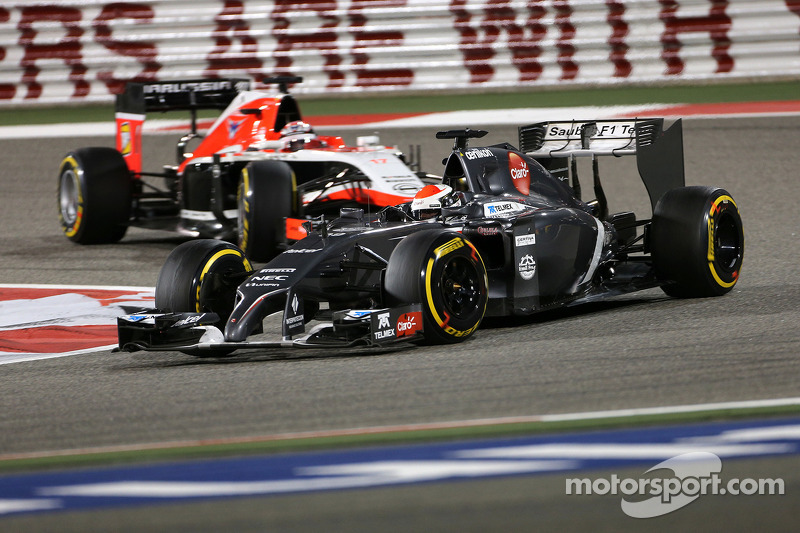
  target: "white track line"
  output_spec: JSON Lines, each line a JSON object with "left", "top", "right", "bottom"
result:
{"left": 1, "top": 397, "right": 798, "bottom": 461}
{"left": 1, "top": 106, "right": 651, "bottom": 138}
{"left": 0, "top": 104, "right": 694, "bottom": 138}
{"left": 0, "top": 345, "right": 118, "bottom": 365}
{"left": 0, "top": 284, "right": 154, "bottom": 365}
{"left": 9, "top": 102, "right": 800, "bottom": 139}
{"left": 0, "top": 283, "right": 153, "bottom": 291}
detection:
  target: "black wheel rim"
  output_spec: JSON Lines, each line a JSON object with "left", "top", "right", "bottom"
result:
{"left": 196, "top": 254, "right": 250, "bottom": 320}
{"left": 439, "top": 256, "right": 482, "bottom": 319}
{"left": 715, "top": 211, "right": 742, "bottom": 273}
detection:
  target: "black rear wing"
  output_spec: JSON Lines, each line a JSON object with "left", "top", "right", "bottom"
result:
{"left": 519, "top": 118, "right": 685, "bottom": 211}
{"left": 115, "top": 78, "right": 251, "bottom": 115}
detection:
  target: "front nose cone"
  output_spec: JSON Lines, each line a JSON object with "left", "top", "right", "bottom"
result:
{"left": 224, "top": 290, "right": 286, "bottom": 342}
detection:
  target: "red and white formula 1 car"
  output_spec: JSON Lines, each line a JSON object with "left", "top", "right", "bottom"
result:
{"left": 58, "top": 76, "right": 429, "bottom": 261}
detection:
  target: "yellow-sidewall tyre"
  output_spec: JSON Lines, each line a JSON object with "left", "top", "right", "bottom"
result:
{"left": 58, "top": 147, "right": 131, "bottom": 244}
{"left": 155, "top": 239, "right": 252, "bottom": 324}
{"left": 385, "top": 230, "right": 488, "bottom": 344}
{"left": 237, "top": 160, "right": 297, "bottom": 262}
{"left": 650, "top": 186, "right": 744, "bottom": 298}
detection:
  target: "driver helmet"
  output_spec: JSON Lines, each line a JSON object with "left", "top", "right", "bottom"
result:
{"left": 279, "top": 120, "right": 318, "bottom": 151}
{"left": 279, "top": 120, "right": 315, "bottom": 137}
{"left": 410, "top": 184, "right": 460, "bottom": 220}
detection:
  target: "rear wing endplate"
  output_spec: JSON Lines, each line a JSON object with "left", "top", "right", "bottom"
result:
{"left": 114, "top": 78, "right": 250, "bottom": 174}
{"left": 519, "top": 118, "right": 685, "bottom": 211}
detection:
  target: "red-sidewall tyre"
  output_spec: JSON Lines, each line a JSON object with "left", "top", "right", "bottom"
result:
{"left": 385, "top": 230, "right": 488, "bottom": 344}
{"left": 650, "top": 186, "right": 744, "bottom": 298}
{"left": 238, "top": 160, "right": 297, "bottom": 262}
{"left": 58, "top": 147, "right": 132, "bottom": 244}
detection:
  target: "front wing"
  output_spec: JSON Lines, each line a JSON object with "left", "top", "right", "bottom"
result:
{"left": 117, "top": 304, "right": 423, "bottom": 355}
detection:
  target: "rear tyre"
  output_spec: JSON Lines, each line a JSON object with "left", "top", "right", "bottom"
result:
{"left": 58, "top": 147, "right": 132, "bottom": 244}
{"left": 385, "top": 230, "right": 488, "bottom": 344}
{"left": 156, "top": 239, "right": 252, "bottom": 323}
{"left": 238, "top": 161, "right": 297, "bottom": 262}
{"left": 650, "top": 186, "right": 744, "bottom": 297}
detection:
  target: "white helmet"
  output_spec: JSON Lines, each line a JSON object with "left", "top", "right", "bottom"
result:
{"left": 279, "top": 120, "right": 318, "bottom": 151}
{"left": 279, "top": 120, "right": 314, "bottom": 137}
{"left": 410, "top": 184, "right": 460, "bottom": 220}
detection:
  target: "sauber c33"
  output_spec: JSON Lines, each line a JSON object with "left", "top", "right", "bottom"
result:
{"left": 117, "top": 119, "right": 744, "bottom": 355}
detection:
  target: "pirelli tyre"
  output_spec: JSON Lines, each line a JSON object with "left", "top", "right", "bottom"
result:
{"left": 650, "top": 186, "right": 744, "bottom": 298}
{"left": 238, "top": 160, "right": 297, "bottom": 262}
{"left": 155, "top": 239, "right": 253, "bottom": 327}
{"left": 385, "top": 230, "right": 488, "bottom": 344}
{"left": 58, "top": 147, "right": 132, "bottom": 244}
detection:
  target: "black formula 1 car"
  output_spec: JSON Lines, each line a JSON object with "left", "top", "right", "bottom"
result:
{"left": 118, "top": 118, "right": 744, "bottom": 355}
{"left": 57, "top": 77, "right": 427, "bottom": 261}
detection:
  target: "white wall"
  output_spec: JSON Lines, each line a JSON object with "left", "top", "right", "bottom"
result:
{"left": 0, "top": 0, "right": 797, "bottom": 106}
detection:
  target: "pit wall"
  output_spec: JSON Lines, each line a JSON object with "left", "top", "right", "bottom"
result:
{"left": 1, "top": 0, "right": 798, "bottom": 106}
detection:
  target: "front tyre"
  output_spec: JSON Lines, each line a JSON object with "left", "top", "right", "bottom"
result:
{"left": 155, "top": 239, "right": 253, "bottom": 324}
{"left": 385, "top": 230, "right": 488, "bottom": 344}
{"left": 58, "top": 147, "right": 132, "bottom": 244}
{"left": 650, "top": 186, "right": 744, "bottom": 297}
{"left": 238, "top": 160, "right": 297, "bottom": 262}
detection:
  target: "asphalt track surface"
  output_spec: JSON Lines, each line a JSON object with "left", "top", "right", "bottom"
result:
{"left": 1, "top": 116, "right": 799, "bottom": 530}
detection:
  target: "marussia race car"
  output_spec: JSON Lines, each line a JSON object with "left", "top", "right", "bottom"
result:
{"left": 117, "top": 118, "right": 744, "bottom": 355}
{"left": 58, "top": 77, "right": 428, "bottom": 261}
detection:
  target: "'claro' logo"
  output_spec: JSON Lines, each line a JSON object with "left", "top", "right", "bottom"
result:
{"left": 508, "top": 152, "right": 530, "bottom": 195}
{"left": 397, "top": 311, "right": 422, "bottom": 337}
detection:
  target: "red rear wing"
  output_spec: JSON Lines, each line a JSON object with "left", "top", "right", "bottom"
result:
{"left": 114, "top": 78, "right": 250, "bottom": 174}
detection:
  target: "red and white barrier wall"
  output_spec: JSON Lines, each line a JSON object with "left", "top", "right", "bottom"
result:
{"left": 1, "top": 0, "right": 798, "bottom": 106}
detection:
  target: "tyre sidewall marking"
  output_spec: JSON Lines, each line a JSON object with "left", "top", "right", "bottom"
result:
{"left": 238, "top": 168, "right": 252, "bottom": 251}
{"left": 239, "top": 164, "right": 298, "bottom": 252}
{"left": 424, "top": 237, "right": 486, "bottom": 338}
{"left": 195, "top": 249, "right": 251, "bottom": 312}
{"left": 707, "top": 194, "right": 740, "bottom": 289}
{"left": 59, "top": 156, "right": 83, "bottom": 238}
{"left": 291, "top": 172, "right": 298, "bottom": 214}
{"left": 425, "top": 257, "right": 444, "bottom": 328}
